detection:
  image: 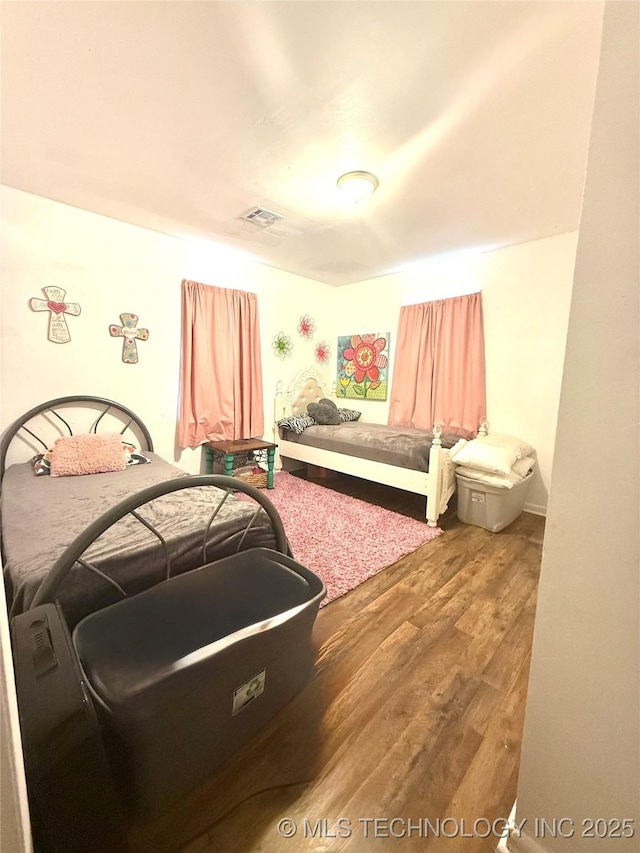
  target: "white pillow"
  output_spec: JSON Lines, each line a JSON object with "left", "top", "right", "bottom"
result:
{"left": 477, "top": 432, "right": 534, "bottom": 460}
{"left": 451, "top": 439, "right": 517, "bottom": 475}
{"left": 448, "top": 438, "right": 468, "bottom": 457}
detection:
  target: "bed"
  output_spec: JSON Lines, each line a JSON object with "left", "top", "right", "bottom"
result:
{"left": 1, "top": 396, "right": 286, "bottom": 628}
{"left": 274, "top": 368, "right": 486, "bottom": 527}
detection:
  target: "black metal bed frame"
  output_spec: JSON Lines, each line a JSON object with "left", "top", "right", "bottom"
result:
{"left": 0, "top": 395, "right": 154, "bottom": 482}
{"left": 1, "top": 396, "right": 288, "bottom": 618}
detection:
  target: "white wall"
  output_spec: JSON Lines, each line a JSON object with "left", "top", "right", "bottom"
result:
{"left": 480, "top": 235, "right": 577, "bottom": 515}
{"left": 0, "top": 186, "right": 334, "bottom": 473}
{"left": 333, "top": 232, "right": 577, "bottom": 514}
{"left": 512, "top": 2, "right": 639, "bottom": 851}
{"left": 1, "top": 188, "right": 577, "bottom": 516}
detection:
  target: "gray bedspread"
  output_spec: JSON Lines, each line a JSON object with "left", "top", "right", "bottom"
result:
{"left": 280, "top": 422, "right": 462, "bottom": 472}
{"left": 2, "top": 454, "right": 277, "bottom": 626}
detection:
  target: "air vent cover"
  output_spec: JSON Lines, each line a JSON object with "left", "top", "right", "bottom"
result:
{"left": 239, "top": 206, "right": 284, "bottom": 228}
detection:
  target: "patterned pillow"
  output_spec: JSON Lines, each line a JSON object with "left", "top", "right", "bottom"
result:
{"left": 337, "top": 408, "right": 361, "bottom": 423}
{"left": 121, "top": 440, "right": 152, "bottom": 466}
{"left": 32, "top": 450, "right": 54, "bottom": 476}
{"left": 32, "top": 438, "right": 151, "bottom": 476}
{"left": 276, "top": 414, "right": 318, "bottom": 435}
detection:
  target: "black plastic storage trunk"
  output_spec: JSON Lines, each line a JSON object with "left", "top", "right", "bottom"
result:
{"left": 10, "top": 604, "right": 127, "bottom": 853}
{"left": 73, "top": 547, "right": 326, "bottom": 817}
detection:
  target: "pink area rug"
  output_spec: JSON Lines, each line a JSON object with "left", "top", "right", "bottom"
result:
{"left": 238, "top": 471, "right": 442, "bottom": 606}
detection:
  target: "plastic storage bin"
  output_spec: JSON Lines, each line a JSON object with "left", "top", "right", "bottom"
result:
{"left": 73, "top": 547, "right": 325, "bottom": 817}
{"left": 455, "top": 471, "right": 532, "bottom": 532}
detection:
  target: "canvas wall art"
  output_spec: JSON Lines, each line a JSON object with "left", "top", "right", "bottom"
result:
{"left": 336, "top": 333, "right": 390, "bottom": 400}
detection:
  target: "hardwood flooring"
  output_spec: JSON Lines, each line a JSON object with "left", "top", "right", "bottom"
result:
{"left": 127, "top": 472, "right": 545, "bottom": 853}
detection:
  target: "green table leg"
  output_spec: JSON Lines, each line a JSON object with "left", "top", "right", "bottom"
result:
{"left": 267, "top": 448, "right": 275, "bottom": 488}
{"left": 204, "top": 446, "right": 213, "bottom": 474}
{"left": 224, "top": 453, "right": 234, "bottom": 478}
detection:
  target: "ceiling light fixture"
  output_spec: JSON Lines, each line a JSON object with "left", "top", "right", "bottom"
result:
{"left": 337, "top": 171, "right": 379, "bottom": 204}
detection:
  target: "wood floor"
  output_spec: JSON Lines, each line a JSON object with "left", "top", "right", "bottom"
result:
{"left": 127, "top": 473, "right": 545, "bottom": 853}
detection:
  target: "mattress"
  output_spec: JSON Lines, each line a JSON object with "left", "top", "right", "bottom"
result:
{"left": 279, "top": 422, "right": 462, "bottom": 472}
{"left": 2, "top": 453, "right": 277, "bottom": 626}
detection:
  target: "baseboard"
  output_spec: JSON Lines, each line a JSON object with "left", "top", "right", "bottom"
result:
{"left": 494, "top": 803, "right": 552, "bottom": 853}
{"left": 496, "top": 800, "right": 517, "bottom": 853}
{"left": 523, "top": 501, "right": 546, "bottom": 517}
{"left": 279, "top": 458, "right": 304, "bottom": 473}
{"left": 499, "top": 831, "right": 551, "bottom": 853}
{"left": 307, "top": 464, "right": 339, "bottom": 479}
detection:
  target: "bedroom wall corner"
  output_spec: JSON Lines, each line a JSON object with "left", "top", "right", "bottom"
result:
{"left": 330, "top": 232, "right": 578, "bottom": 516}
{"left": 0, "top": 187, "right": 334, "bottom": 472}
{"left": 480, "top": 232, "right": 578, "bottom": 516}
{"left": 0, "top": 185, "right": 577, "bottom": 509}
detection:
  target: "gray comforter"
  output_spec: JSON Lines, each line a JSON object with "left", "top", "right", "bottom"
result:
{"left": 2, "top": 454, "right": 277, "bottom": 626}
{"left": 281, "top": 422, "right": 462, "bottom": 472}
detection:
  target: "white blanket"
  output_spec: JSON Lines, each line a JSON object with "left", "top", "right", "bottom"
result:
{"left": 455, "top": 455, "right": 535, "bottom": 489}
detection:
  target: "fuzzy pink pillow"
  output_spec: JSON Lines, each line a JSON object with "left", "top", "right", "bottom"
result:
{"left": 49, "top": 433, "right": 128, "bottom": 477}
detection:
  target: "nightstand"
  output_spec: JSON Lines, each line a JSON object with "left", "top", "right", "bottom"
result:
{"left": 203, "top": 438, "right": 277, "bottom": 489}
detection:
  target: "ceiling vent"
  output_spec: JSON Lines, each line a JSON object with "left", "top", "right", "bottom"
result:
{"left": 239, "top": 206, "right": 284, "bottom": 228}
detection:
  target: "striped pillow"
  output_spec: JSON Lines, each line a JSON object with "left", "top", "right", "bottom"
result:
{"left": 337, "top": 408, "right": 361, "bottom": 422}
{"left": 277, "top": 414, "right": 318, "bottom": 435}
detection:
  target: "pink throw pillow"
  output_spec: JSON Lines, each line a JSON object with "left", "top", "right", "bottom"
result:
{"left": 50, "top": 433, "right": 128, "bottom": 477}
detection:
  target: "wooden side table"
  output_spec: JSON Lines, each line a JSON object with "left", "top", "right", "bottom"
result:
{"left": 203, "top": 438, "right": 278, "bottom": 489}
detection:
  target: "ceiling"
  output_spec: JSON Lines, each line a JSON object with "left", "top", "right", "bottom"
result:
{"left": 1, "top": 1, "right": 604, "bottom": 286}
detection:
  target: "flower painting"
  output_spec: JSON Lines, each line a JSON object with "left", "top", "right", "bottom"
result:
{"left": 336, "top": 333, "right": 390, "bottom": 400}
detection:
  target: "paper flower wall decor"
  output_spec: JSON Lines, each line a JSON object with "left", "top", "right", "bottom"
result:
{"left": 314, "top": 340, "right": 330, "bottom": 365}
{"left": 272, "top": 331, "right": 293, "bottom": 360}
{"left": 297, "top": 314, "right": 316, "bottom": 340}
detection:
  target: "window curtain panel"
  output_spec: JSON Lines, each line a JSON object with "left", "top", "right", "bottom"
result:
{"left": 388, "top": 292, "right": 486, "bottom": 438}
{"left": 178, "top": 280, "right": 264, "bottom": 447}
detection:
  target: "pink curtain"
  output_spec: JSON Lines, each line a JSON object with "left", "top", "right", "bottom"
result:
{"left": 178, "top": 280, "right": 264, "bottom": 447}
{"left": 388, "top": 292, "right": 486, "bottom": 438}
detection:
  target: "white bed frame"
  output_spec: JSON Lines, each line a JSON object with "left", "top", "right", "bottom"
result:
{"left": 273, "top": 367, "right": 486, "bottom": 528}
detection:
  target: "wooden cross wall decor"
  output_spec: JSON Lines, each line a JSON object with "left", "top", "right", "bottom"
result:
{"left": 29, "top": 286, "right": 81, "bottom": 343}
{"left": 109, "top": 313, "right": 149, "bottom": 364}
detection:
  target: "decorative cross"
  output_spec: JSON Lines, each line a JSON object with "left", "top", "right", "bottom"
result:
{"left": 109, "top": 313, "right": 149, "bottom": 364}
{"left": 29, "top": 286, "right": 81, "bottom": 344}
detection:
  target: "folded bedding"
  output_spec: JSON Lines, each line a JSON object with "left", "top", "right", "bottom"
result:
{"left": 451, "top": 432, "right": 536, "bottom": 488}
{"left": 2, "top": 453, "right": 277, "bottom": 626}
{"left": 455, "top": 456, "right": 535, "bottom": 488}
